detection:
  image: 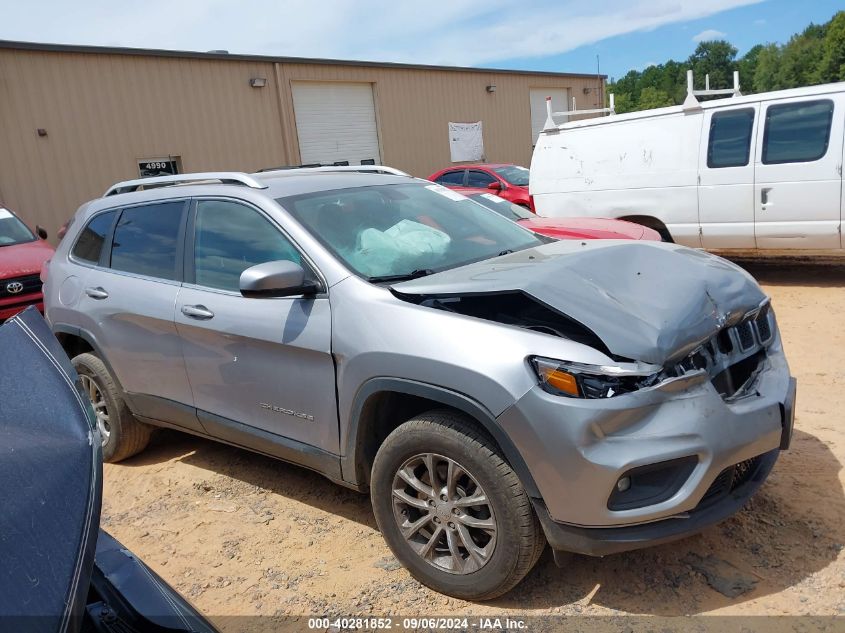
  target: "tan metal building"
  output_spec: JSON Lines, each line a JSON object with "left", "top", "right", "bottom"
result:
{"left": 0, "top": 40, "right": 605, "bottom": 236}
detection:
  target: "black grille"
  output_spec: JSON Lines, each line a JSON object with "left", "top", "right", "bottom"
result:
{"left": 755, "top": 310, "right": 772, "bottom": 342}
{"left": 736, "top": 321, "right": 755, "bottom": 350}
{"left": 699, "top": 455, "right": 762, "bottom": 507}
{"left": 731, "top": 456, "right": 760, "bottom": 489}
{"left": 700, "top": 468, "right": 733, "bottom": 505}
{"left": 0, "top": 274, "right": 42, "bottom": 298}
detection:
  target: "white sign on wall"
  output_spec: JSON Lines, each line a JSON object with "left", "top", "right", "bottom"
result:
{"left": 448, "top": 122, "right": 484, "bottom": 162}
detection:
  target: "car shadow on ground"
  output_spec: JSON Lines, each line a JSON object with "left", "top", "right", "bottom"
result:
{"left": 123, "top": 430, "right": 379, "bottom": 530}
{"left": 732, "top": 259, "right": 845, "bottom": 288}
{"left": 124, "top": 426, "right": 842, "bottom": 615}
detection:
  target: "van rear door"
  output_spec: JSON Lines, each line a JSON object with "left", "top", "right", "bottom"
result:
{"left": 699, "top": 104, "right": 760, "bottom": 249}
{"left": 753, "top": 95, "right": 843, "bottom": 249}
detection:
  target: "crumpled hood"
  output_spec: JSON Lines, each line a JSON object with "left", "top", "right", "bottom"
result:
{"left": 392, "top": 240, "right": 767, "bottom": 365}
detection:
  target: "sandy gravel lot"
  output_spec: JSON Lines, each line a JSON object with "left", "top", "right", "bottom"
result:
{"left": 100, "top": 260, "right": 845, "bottom": 627}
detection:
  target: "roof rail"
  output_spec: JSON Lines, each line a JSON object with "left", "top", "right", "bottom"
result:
{"left": 104, "top": 172, "right": 268, "bottom": 196}
{"left": 543, "top": 94, "right": 615, "bottom": 132}
{"left": 257, "top": 164, "right": 410, "bottom": 177}
{"left": 683, "top": 70, "right": 741, "bottom": 110}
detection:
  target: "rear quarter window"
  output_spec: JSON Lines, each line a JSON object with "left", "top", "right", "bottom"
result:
{"left": 71, "top": 210, "right": 117, "bottom": 264}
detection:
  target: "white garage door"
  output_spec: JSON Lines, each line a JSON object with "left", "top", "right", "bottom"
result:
{"left": 292, "top": 82, "right": 381, "bottom": 166}
{"left": 530, "top": 88, "right": 569, "bottom": 144}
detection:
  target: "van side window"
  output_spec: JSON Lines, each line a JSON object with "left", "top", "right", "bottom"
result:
{"left": 110, "top": 202, "right": 185, "bottom": 280}
{"left": 71, "top": 210, "right": 117, "bottom": 264}
{"left": 707, "top": 109, "right": 754, "bottom": 168}
{"left": 762, "top": 100, "right": 834, "bottom": 164}
{"left": 193, "top": 200, "right": 301, "bottom": 292}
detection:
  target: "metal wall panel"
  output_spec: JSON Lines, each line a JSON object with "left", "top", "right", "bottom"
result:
{"left": 0, "top": 45, "right": 604, "bottom": 238}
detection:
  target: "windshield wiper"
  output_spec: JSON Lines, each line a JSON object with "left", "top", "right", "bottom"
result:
{"left": 497, "top": 249, "right": 515, "bottom": 256}
{"left": 367, "top": 269, "right": 437, "bottom": 283}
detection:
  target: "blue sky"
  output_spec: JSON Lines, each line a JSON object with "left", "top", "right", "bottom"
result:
{"left": 489, "top": 0, "right": 844, "bottom": 81}
{"left": 0, "top": 1, "right": 842, "bottom": 82}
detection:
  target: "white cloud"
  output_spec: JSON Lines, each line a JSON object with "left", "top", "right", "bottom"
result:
{"left": 0, "top": 0, "right": 760, "bottom": 67}
{"left": 692, "top": 29, "right": 728, "bottom": 43}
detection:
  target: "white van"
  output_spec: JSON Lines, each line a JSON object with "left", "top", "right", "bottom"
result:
{"left": 530, "top": 81, "right": 845, "bottom": 250}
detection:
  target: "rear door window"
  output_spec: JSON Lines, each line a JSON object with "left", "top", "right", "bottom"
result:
{"left": 110, "top": 201, "right": 186, "bottom": 280}
{"left": 467, "top": 170, "right": 498, "bottom": 187}
{"left": 191, "top": 199, "right": 301, "bottom": 292}
{"left": 762, "top": 99, "right": 834, "bottom": 164}
{"left": 707, "top": 108, "right": 755, "bottom": 168}
{"left": 435, "top": 170, "right": 465, "bottom": 186}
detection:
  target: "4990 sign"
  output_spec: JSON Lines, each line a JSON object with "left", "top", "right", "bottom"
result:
{"left": 138, "top": 158, "right": 179, "bottom": 178}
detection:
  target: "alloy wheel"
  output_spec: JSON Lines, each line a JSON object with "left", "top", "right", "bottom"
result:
{"left": 80, "top": 374, "right": 110, "bottom": 445}
{"left": 391, "top": 453, "right": 497, "bottom": 574}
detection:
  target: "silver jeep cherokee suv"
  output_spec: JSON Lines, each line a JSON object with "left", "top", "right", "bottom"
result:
{"left": 44, "top": 169, "right": 796, "bottom": 600}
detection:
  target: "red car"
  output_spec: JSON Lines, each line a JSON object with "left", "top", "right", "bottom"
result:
{"left": 0, "top": 206, "right": 55, "bottom": 320}
{"left": 429, "top": 163, "right": 534, "bottom": 210}
{"left": 455, "top": 188, "right": 662, "bottom": 241}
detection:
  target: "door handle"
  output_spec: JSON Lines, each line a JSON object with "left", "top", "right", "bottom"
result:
{"left": 181, "top": 304, "right": 215, "bottom": 320}
{"left": 84, "top": 286, "right": 109, "bottom": 300}
{"left": 761, "top": 187, "right": 772, "bottom": 206}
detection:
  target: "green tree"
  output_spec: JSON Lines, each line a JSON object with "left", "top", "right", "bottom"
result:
{"left": 637, "top": 86, "right": 674, "bottom": 109}
{"left": 737, "top": 44, "right": 764, "bottom": 92}
{"left": 818, "top": 11, "right": 845, "bottom": 82}
{"left": 752, "top": 44, "right": 782, "bottom": 92}
{"left": 777, "top": 23, "right": 827, "bottom": 87}
{"left": 607, "top": 10, "right": 845, "bottom": 112}
{"left": 689, "top": 40, "right": 738, "bottom": 89}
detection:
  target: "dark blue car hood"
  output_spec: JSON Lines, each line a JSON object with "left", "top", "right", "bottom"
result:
{"left": 0, "top": 307, "right": 101, "bottom": 633}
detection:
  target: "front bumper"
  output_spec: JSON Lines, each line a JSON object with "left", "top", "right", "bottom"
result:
{"left": 497, "top": 336, "right": 794, "bottom": 539}
{"left": 0, "top": 293, "right": 44, "bottom": 321}
{"left": 534, "top": 447, "right": 778, "bottom": 557}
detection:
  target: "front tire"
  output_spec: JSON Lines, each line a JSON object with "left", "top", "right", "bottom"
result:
{"left": 73, "top": 352, "right": 152, "bottom": 462}
{"left": 371, "top": 410, "right": 545, "bottom": 600}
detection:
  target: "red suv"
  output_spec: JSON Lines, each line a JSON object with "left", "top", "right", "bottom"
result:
{"left": 0, "top": 207, "right": 54, "bottom": 320}
{"left": 429, "top": 163, "right": 533, "bottom": 210}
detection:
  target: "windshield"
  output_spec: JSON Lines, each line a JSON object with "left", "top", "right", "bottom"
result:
{"left": 0, "top": 208, "right": 35, "bottom": 246}
{"left": 491, "top": 165, "right": 529, "bottom": 186}
{"left": 279, "top": 183, "right": 545, "bottom": 281}
{"left": 468, "top": 194, "right": 534, "bottom": 221}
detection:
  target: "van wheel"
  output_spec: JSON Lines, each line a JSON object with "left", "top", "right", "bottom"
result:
{"left": 73, "top": 353, "right": 152, "bottom": 462}
{"left": 371, "top": 410, "right": 545, "bottom": 600}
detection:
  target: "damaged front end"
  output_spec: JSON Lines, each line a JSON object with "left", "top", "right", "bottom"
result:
{"left": 391, "top": 241, "right": 778, "bottom": 402}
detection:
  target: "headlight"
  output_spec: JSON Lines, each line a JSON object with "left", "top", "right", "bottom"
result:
{"left": 530, "top": 356, "right": 663, "bottom": 399}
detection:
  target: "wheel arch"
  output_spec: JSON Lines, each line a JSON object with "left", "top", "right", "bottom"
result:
{"left": 53, "top": 324, "right": 126, "bottom": 392}
{"left": 617, "top": 215, "right": 674, "bottom": 242}
{"left": 342, "top": 378, "right": 540, "bottom": 498}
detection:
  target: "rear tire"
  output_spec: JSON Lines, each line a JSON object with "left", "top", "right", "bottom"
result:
{"left": 73, "top": 352, "right": 152, "bottom": 462}
{"left": 371, "top": 410, "right": 544, "bottom": 600}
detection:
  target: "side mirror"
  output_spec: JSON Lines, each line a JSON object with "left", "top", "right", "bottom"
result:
{"left": 487, "top": 181, "right": 502, "bottom": 191}
{"left": 239, "top": 260, "right": 318, "bottom": 298}
{"left": 35, "top": 225, "right": 48, "bottom": 240}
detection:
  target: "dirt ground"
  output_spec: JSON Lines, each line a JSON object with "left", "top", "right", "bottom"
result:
{"left": 100, "top": 260, "right": 845, "bottom": 627}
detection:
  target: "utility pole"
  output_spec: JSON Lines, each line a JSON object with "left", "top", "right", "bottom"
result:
{"left": 597, "top": 54, "right": 603, "bottom": 110}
